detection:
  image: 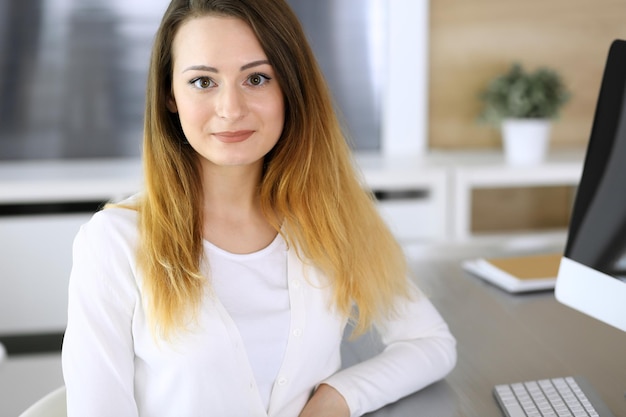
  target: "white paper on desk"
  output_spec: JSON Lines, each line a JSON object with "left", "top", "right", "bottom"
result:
{"left": 462, "top": 258, "right": 557, "bottom": 293}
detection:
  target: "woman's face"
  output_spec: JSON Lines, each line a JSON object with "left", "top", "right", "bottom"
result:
{"left": 168, "top": 15, "right": 285, "bottom": 169}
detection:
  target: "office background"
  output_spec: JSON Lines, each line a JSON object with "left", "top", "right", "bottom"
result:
{"left": 429, "top": 0, "right": 626, "bottom": 235}
{"left": 2, "top": 0, "right": 626, "bottom": 415}
{"left": 429, "top": 0, "right": 626, "bottom": 150}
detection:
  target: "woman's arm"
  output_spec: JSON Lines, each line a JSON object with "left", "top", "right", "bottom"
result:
{"left": 322, "top": 282, "right": 457, "bottom": 417}
{"left": 62, "top": 216, "right": 139, "bottom": 416}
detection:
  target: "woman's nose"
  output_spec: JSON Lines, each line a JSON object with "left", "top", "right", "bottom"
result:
{"left": 215, "top": 85, "right": 247, "bottom": 121}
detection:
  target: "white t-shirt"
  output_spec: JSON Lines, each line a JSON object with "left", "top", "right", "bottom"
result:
{"left": 207, "top": 235, "right": 289, "bottom": 410}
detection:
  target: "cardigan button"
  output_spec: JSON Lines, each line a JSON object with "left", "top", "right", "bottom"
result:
{"left": 277, "top": 376, "right": 288, "bottom": 386}
{"left": 293, "top": 328, "right": 303, "bottom": 337}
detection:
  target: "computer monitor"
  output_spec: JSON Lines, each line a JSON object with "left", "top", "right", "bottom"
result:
{"left": 555, "top": 39, "right": 626, "bottom": 332}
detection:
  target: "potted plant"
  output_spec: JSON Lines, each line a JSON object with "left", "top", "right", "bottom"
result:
{"left": 479, "top": 63, "right": 571, "bottom": 165}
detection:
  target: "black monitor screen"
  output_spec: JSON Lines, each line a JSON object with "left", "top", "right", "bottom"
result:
{"left": 565, "top": 39, "right": 626, "bottom": 282}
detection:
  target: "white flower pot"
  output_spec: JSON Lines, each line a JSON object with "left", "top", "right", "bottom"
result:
{"left": 501, "top": 118, "right": 552, "bottom": 166}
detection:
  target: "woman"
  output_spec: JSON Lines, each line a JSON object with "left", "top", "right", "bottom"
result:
{"left": 62, "top": 0, "right": 457, "bottom": 416}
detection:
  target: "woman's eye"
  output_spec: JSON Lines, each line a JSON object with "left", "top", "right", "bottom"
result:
{"left": 190, "top": 77, "right": 215, "bottom": 89}
{"left": 247, "top": 73, "right": 271, "bottom": 87}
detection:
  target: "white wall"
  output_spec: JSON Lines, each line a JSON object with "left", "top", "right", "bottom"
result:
{"left": 383, "top": 0, "right": 429, "bottom": 157}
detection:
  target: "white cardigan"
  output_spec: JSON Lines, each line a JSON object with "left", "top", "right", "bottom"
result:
{"left": 62, "top": 207, "right": 456, "bottom": 417}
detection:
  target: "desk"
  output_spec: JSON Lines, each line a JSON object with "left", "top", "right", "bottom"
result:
{"left": 343, "top": 257, "right": 626, "bottom": 416}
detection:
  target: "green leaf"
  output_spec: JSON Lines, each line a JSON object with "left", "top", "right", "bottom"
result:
{"left": 478, "top": 63, "right": 571, "bottom": 125}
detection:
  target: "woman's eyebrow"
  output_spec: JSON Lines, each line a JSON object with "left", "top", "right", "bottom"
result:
{"left": 183, "top": 65, "right": 218, "bottom": 73}
{"left": 240, "top": 60, "right": 270, "bottom": 71}
{"left": 182, "top": 60, "right": 270, "bottom": 74}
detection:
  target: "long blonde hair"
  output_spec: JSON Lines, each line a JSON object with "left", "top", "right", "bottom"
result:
{"left": 136, "top": 0, "right": 410, "bottom": 337}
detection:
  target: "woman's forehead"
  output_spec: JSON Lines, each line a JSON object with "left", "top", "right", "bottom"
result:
{"left": 171, "top": 15, "right": 268, "bottom": 71}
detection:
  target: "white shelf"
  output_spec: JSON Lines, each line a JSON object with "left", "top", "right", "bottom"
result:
{"left": 0, "top": 150, "right": 586, "bottom": 242}
{"left": 448, "top": 149, "right": 584, "bottom": 241}
{"left": 0, "top": 158, "right": 142, "bottom": 204}
{"left": 354, "top": 152, "right": 450, "bottom": 241}
{"left": 355, "top": 148, "right": 585, "bottom": 242}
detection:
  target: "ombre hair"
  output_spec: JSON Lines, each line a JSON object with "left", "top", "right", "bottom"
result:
{"left": 136, "top": 0, "right": 411, "bottom": 338}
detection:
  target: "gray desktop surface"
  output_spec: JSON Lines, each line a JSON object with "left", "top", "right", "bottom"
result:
{"left": 341, "top": 257, "right": 626, "bottom": 417}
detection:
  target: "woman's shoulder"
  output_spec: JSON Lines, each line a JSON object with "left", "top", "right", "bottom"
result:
{"left": 70, "top": 197, "right": 142, "bottom": 308}
{"left": 79, "top": 195, "right": 140, "bottom": 247}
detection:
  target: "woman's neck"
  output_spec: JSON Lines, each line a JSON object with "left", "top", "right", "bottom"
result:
{"left": 199, "top": 159, "right": 277, "bottom": 254}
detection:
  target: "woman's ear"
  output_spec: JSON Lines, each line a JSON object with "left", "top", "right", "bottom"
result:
{"left": 166, "top": 94, "right": 178, "bottom": 113}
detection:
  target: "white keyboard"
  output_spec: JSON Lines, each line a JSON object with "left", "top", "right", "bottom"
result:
{"left": 494, "top": 376, "right": 615, "bottom": 417}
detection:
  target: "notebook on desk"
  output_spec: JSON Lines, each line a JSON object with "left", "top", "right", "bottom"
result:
{"left": 462, "top": 253, "right": 561, "bottom": 293}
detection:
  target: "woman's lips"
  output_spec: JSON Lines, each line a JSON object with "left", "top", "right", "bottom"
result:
{"left": 212, "top": 130, "right": 254, "bottom": 143}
